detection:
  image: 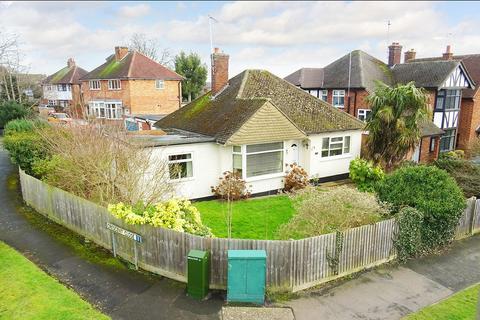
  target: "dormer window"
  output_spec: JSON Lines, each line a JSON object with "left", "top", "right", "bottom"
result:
{"left": 89, "top": 80, "right": 100, "bottom": 90}
{"left": 155, "top": 80, "right": 165, "bottom": 90}
{"left": 108, "top": 79, "right": 121, "bottom": 90}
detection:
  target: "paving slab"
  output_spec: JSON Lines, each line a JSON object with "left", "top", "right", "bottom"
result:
{"left": 222, "top": 306, "right": 294, "bottom": 320}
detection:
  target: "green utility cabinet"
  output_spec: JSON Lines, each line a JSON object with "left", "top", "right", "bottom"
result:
{"left": 187, "top": 250, "right": 210, "bottom": 299}
{"left": 227, "top": 250, "right": 266, "bottom": 304}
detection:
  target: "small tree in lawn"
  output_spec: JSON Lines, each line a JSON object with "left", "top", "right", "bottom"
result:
{"left": 211, "top": 171, "right": 250, "bottom": 238}
{"left": 365, "top": 81, "right": 429, "bottom": 170}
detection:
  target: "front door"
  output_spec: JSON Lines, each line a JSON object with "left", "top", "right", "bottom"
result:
{"left": 288, "top": 143, "right": 299, "bottom": 165}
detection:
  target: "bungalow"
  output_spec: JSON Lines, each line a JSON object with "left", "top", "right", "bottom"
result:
{"left": 140, "top": 49, "right": 364, "bottom": 200}
{"left": 285, "top": 43, "right": 475, "bottom": 162}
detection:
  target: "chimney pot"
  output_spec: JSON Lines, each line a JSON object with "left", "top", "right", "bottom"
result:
{"left": 211, "top": 48, "right": 229, "bottom": 96}
{"left": 442, "top": 45, "right": 453, "bottom": 60}
{"left": 115, "top": 46, "right": 129, "bottom": 61}
{"left": 388, "top": 42, "right": 403, "bottom": 67}
{"left": 404, "top": 49, "right": 416, "bottom": 63}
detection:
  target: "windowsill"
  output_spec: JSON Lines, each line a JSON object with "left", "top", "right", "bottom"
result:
{"left": 108, "top": 89, "right": 122, "bottom": 91}
{"left": 245, "top": 172, "right": 285, "bottom": 182}
{"left": 334, "top": 106, "right": 345, "bottom": 109}
{"left": 89, "top": 88, "right": 101, "bottom": 91}
{"left": 169, "top": 177, "right": 195, "bottom": 183}
{"left": 317, "top": 153, "right": 353, "bottom": 162}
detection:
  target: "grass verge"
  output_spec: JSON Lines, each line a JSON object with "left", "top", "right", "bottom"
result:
{"left": 404, "top": 283, "right": 479, "bottom": 320}
{"left": 0, "top": 241, "right": 109, "bottom": 320}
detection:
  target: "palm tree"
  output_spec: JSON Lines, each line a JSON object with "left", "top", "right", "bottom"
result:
{"left": 365, "top": 81, "right": 429, "bottom": 170}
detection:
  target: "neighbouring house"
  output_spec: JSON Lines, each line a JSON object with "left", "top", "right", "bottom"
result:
{"left": 285, "top": 43, "right": 475, "bottom": 162}
{"left": 41, "top": 58, "right": 88, "bottom": 117}
{"left": 406, "top": 49, "right": 480, "bottom": 154}
{"left": 80, "top": 46, "right": 184, "bottom": 129}
{"left": 138, "top": 48, "right": 364, "bottom": 200}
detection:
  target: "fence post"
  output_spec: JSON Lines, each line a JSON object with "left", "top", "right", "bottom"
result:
{"left": 470, "top": 197, "right": 477, "bottom": 236}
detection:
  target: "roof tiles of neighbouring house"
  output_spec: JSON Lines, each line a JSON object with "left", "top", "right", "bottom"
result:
{"left": 44, "top": 65, "right": 88, "bottom": 85}
{"left": 283, "top": 68, "right": 324, "bottom": 88}
{"left": 155, "top": 69, "right": 364, "bottom": 144}
{"left": 80, "top": 51, "right": 183, "bottom": 81}
{"left": 409, "top": 54, "right": 480, "bottom": 98}
{"left": 391, "top": 60, "right": 462, "bottom": 88}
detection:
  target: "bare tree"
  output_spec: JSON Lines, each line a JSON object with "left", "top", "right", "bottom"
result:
{"left": 128, "top": 33, "right": 173, "bottom": 68}
{"left": 37, "top": 123, "right": 175, "bottom": 206}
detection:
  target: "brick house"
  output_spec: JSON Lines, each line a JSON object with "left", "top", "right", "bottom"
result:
{"left": 285, "top": 43, "right": 475, "bottom": 163}
{"left": 80, "top": 47, "right": 183, "bottom": 128}
{"left": 406, "top": 49, "right": 480, "bottom": 154}
{"left": 41, "top": 58, "right": 88, "bottom": 117}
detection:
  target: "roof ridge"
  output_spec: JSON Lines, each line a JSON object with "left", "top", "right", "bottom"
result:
{"left": 236, "top": 70, "right": 250, "bottom": 98}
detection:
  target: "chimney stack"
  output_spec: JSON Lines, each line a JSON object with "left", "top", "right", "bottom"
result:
{"left": 67, "top": 58, "right": 76, "bottom": 68}
{"left": 115, "top": 46, "right": 129, "bottom": 61}
{"left": 211, "top": 47, "right": 229, "bottom": 96}
{"left": 442, "top": 45, "right": 453, "bottom": 60}
{"left": 388, "top": 42, "right": 403, "bottom": 67}
{"left": 404, "top": 49, "right": 416, "bottom": 63}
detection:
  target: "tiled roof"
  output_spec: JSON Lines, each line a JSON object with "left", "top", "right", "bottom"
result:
{"left": 44, "top": 65, "right": 88, "bottom": 85}
{"left": 285, "top": 50, "right": 393, "bottom": 92}
{"left": 284, "top": 68, "right": 324, "bottom": 88}
{"left": 155, "top": 70, "right": 364, "bottom": 143}
{"left": 419, "top": 120, "right": 444, "bottom": 137}
{"left": 391, "top": 60, "right": 461, "bottom": 88}
{"left": 81, "top": 51, "right": 183, "bottom": 81}
{"left": 410, "top": 54, "right": 480, "bottom": 98}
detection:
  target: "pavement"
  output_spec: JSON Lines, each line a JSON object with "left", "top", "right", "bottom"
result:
{"left": 1, "top": 145, "right": 479, "bottom": 320}
{"left": 287, "top": 235, "right": 480, "bottom": 320}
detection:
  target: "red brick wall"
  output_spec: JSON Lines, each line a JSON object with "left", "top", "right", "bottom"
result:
{"left": 457, "top": 95, "right": 480, "bottom": 154}
{"left": 419, "top": 136, "right": 440, "bottom": 163}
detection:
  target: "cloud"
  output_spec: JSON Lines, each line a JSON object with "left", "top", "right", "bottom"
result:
{"left": 117, "top": 4, "right": 151, "bottom": 19}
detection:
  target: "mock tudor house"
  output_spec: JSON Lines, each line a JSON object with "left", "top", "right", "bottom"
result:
{"left": 136, "top": 49, "right": 364, "bottom": 200}
{"left": 285, "top": 43, "right": 475, "bottom": 162}
{"left": 80, "top": 47, "right": 184, "bottom": 129}
{"left": 42, "top": 58, "right": 88, "bottom": 117}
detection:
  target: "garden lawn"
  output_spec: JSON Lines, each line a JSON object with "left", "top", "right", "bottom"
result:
{"left": 0, "top": 241, "right": 109, "bottom": 320}
{"left": 195, "top": 195, "right": 295, "bottom": 239}
{"left": 404, "top": 283, "right": 479, "bottom": 320}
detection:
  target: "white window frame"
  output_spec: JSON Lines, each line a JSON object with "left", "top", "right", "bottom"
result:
{"left": 321, "top": 135, "right": 351, "bottom": 158}
{"left": 108, "top": 79, "right": 121, "bottom": 90}
{"left": 168, "top": 153, "right": 194, "bottom": 181}
{"left": 89, "top": 80, "right": 101, "bottom": 90}
{"left": 48, "top": 100, "right": 56, "bottom": 106}
{"left": 357, "top": 109, "right": 371, "bottom": 121}
{"left": 232, "top": 142, "right": 285, "bottom": 180}
{"left": 332, "top": 90, "right": 345, "bottom": 108}
{"left": 155, "top": 79, "right": 165, "bottom": 90}
{"left": 88, "top": 101, "right": 123, "bottom": 119}
{"left": 320, "top": 90, "right": 328, "bottom": 102}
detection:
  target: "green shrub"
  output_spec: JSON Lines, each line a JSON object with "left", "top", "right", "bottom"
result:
{"left": 108, "top": 199, "right": 213, "bottom": 237}
{"left": 395, "top": 206, "right": 423, "bottom": 262}
{"left": 0, "top": 100, "right": 32, "bottom": 128}
{"left": 349, "top": 157, "right": 385, "bottom": 192}
{"left": 3, "top": 131, "right": 48, "bottom": 175}
{"left": 4, "top": 118, "right": 47, "bottom": 135}
{"left": 434, "top": 157, "right": 480, "bottom": 198}
{"left": 377, "top": 165, "right": 465, "bottom": 249}
{"left": 276, "top": 186, "right": 389, "bottom": 239}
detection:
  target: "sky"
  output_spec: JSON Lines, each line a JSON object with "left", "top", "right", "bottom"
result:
{"left": 1, "top": 1, "right": 480, "bottom": 80}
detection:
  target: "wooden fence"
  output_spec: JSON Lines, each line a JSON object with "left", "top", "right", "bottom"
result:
{"left": 19, "top": 170, "right": 478, "bottom": 292}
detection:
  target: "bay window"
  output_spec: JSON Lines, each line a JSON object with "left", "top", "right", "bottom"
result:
{"left": 321, "top": 136, "right": 351, "bottom": 157}
{"left": 168, "top": 153, "right": 193, "bottom": 180}
{"left": 89, "top": 101, "right": 122, "bottom": 119}
{"left": 232, "top": 142, "right": 284, "bottom": 179}
{"left": 333, "top": 90, "right": 345, "bottom": 108}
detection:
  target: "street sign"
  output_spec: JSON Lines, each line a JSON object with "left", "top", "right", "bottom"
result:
{"left": 106, "top": 222, "right": 142, "bottom": 270}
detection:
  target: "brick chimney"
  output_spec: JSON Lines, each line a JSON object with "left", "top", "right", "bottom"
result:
{"left": 67, "top": 58, "right": 76, "bottom": 68}
{"left": 404, "top": 49, "right": 416, "bottom": 63}
{"left": 442, "top": 45, "right": 453, "bottom": 60}
{"left": 388, "top": 42, "right": 402, "bottom": 67}
{"left": 211, "top": 47, "right": 229, "bottom": 96}
{"left": 115, "top": 46, "right": 129, "bottom": 61}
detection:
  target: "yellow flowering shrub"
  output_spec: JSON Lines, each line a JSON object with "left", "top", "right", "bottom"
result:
{"left": 108, "top": 199, "right": 213, "bottom": 237}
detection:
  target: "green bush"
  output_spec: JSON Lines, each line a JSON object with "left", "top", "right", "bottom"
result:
{"left": 395, "top": 206, "right": 423, "bottom": 262}
{"left": 108, "top": 199, "right": 213, "bottom": 237}
{"left": 3, "top": 130, "right": 48, "bottom": 175}
{"left": 434, "top": 157, "right": 480, "bottom": 198}
{"left": 0, "top": 100, "right": 32, "bottom": 128}
{"left": 378, "top": 165, "right": 465, "bottom": 249}
{"left": 349, "top": 157, "right": 385, "bottom": 192}
{"left": 4, "top": 118, "right": 47, "bottom": 135}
